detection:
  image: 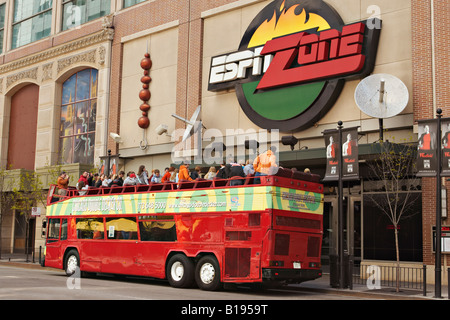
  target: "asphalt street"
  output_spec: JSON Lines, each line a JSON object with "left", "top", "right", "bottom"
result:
{"left": 0, "top": 265, "right": 367, "bottom": 301}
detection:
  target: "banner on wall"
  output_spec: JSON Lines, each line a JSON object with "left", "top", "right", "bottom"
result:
{"left": 441, "top": 119, "right": 450, "bottom": 176}
{"left": 323, "top": 127, "right": 359, "bottom": 181}
{"left": 416, "top": 119, "right": 438, "bottom": 177}
{"left": 341, "top": 127, "right": 360, "bottom": 180}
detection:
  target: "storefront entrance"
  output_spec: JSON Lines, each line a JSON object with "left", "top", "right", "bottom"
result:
{"left": 322, "top": 195, "right": 361, "bottom": 269}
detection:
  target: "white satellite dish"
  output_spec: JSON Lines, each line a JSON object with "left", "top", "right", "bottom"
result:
{"left": 355, "top": 74, "right": 409, "bottom": 119}
{"left": 172, "top": 105, "right": 202, "bottom": 142}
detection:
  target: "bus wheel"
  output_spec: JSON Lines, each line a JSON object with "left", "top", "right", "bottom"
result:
{"left": 195, "top": 255, "right": 222, "bottom": 291}
{"left": 166, "top": 254, "right": 194, "bottom": 288}
{"left": 64, "top": 249, "right": 80, "bottom": 276}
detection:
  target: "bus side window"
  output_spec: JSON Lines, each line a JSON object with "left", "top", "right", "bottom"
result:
{"left": 47, "top": 218, "right": 60, "bottom": 243}
{"left": 138, "top": 220, "right": 177, "bottom": 242}
{"left": 61, "top": 219, "right": 68, "bottom": 240}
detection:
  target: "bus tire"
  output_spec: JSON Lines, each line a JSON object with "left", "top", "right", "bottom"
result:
{"left": 64, "top": 249, "right": 80, "bottom": 276}
{"left": 195, "top": 255, "right": 222, "bottom": 291}
{"left": 166, "top": 254, "right": 195, "bottom": 288}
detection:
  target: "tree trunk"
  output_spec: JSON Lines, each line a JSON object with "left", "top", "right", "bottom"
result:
{"left": 394, "top": 226, "right": 400, "bottom": 293}
{"left": 25, "top": 219, "right": 29, "bottom": 262}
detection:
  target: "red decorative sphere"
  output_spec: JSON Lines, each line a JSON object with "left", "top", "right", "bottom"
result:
{"left": 140, "top": 103, "right": 151, "bottom": 112}
{"left": 141, "top": 75, "right": 152, "bottom": 84}
{"left": 139, "top": 89, "right": 151, "bottom": 101}
{"left": 140, "top": 57, "right": 152, "bottom": 70}
{"left": 138, "top": 116, "right": 150, "bottom": 129}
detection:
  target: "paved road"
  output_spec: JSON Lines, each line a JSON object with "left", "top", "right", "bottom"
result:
{"left": 0, "top": 265, "right": 368, "bottom": 301}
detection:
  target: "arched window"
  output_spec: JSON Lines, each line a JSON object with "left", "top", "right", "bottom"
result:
{"left": 59, "top": 68, "right": 98, "bottom": 164}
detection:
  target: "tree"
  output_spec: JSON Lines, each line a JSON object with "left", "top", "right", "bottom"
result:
{"left": 11, "top": 170, "right": 47, "bottom": 262}
{"left": 365, "top": 141, "right": 420, "bottom": 292}
{"left": 0, "top": 166, "right": 15, "bottom": 259}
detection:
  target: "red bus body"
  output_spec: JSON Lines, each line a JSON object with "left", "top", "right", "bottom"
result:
{"left": 43, "top": 169, "right": 323, "bottom": 289}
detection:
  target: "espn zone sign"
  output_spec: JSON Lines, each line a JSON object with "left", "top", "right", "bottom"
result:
{"left": 208, "top": 0, "right": 381, "bottom": 132}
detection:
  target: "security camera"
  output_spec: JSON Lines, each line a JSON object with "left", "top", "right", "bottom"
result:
{"left": 109, "top": 132, "right": 122, "bottom": 143}
{"left": 156, "top": 124, "right": 168, "bottom": 136}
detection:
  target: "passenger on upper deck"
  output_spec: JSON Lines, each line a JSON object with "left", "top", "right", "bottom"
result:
{"left": 216, "top": 163, "right": 227, "bottom": 179}
{"left": 178, "top": 161, "right": 193, "bottom": 182}
{"left": 123, "top": 172, "right": 139, "bottom": 185}
{"left": 151, "top": 169, "right": 162, "bottom": 183}
{"left": 204, "top": 166, "right": 216, "bottom": 180}
{"left": 57, "top": 171, "right": 69, "bottom": 196}
{"left": 229, "top": 160, "right": 246, "bottom": 186}
{"left": 109, "top": 171, "right": 125, "bottom": 187}
{"left": 77, "top": 171, "right": 89, "bottom": 187}
{"left": 137, "top": 165, "right": 149, "bottom": 185}
{"left": 161, "top": 167, "right": 172, "bottom": 182}
{"left": 253, "top": 146, "right": 278, "bottom": 184}
{"left": 77, "top": 181, "right": 89, "bottom": 195}
{"left": 190, "top": 166, "right": 201, "bottom": 180}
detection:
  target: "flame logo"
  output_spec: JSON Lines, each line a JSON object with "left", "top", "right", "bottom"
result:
{"left": 248, "top": 0, "right": 331, "bottom": 48}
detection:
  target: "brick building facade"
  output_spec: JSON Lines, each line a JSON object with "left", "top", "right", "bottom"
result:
{"left": 412, "top": 0, "right": 450, "bottom": 268}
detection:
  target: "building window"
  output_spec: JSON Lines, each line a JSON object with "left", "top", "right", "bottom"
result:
{"left": 123, "top": 0, "right": 146, "bottom": 9}
{"left": 62, "top": 0, "right": 110, "bottom": 31}
{"left": 12, "top": 0, "right": 52, "bottom": 49}
{"left": 59, "top": 68, "right": 98, "bottom": 165}
{"left": 0, "top": 4, "right": 5, "bottom": 53}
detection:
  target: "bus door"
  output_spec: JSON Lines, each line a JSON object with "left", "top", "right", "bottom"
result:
{"left": 45, "top": 218, "right": 68, "bottom": 269}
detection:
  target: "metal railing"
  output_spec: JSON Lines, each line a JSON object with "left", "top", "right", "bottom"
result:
{"left": 352, "top": 264, "right": 425, "bottom": 291}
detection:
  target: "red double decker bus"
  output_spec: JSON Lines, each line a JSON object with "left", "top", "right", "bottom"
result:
{"left": 43, "top": 168, "right": 323, "bottom": 290}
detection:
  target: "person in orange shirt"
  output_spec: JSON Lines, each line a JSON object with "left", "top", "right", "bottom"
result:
{"left": 253, "top": 146, "right": 278, "bottom": 183}
{"left": 57, "top": 171, "right": 69, "bottom": 196}
{"left": 178, "top": 162, "right": 193, "bottom": 182}
{"left": 161, "top": 167, "right": 173, "bottom": 183}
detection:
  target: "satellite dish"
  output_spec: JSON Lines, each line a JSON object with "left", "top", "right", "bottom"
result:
{"left": 355, "top": 74, "right": 409, "bottom": 119}
{"left": 172, "top": 105, "right": 202, "bottom": 142}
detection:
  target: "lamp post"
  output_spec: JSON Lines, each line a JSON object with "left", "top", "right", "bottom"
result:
{"left": 337, "top": 120, "right": 345, "bottom": 289}
{"left": 435, "top": 108, "right": 442, "bottom": 298}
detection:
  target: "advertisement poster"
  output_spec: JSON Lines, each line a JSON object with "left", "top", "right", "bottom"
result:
{"left": 441, "top": 119, "right": 450, "bottom": 176}
{"left": 323, "top": 129, "right": 340, "bottom": 181}
{"left": 416, "top": 120, "right": 437, "bottom": 177}
{"left": 341, "top": 127, "right": 360, "bottom": 180}
{"left": 323, "top": 127, "right": 359, "bottom": 181}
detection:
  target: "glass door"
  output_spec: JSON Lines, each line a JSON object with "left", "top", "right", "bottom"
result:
{"left": 348, "top": 197, "right": 361, "bottom": 267}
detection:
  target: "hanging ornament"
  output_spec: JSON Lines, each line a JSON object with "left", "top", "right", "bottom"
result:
{"left": 138, "top": 53, "right": 152, "bottom": 129}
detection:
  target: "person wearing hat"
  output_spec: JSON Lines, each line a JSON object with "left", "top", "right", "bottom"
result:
{"left": 57, "top": 171, "right": 69, "bottom": 196}
{"left": 123, "top": 171, "right": 139, "bottom": 185}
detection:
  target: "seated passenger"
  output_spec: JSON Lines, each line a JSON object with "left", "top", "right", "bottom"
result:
{"left": 77, "top": 181, "right": 89, "bottom": 195}
{"left": 123, "top": 172, "right": 139, "bottom": 185}
{"left": 151, "top": 169, "right": 162, "bottom": 183}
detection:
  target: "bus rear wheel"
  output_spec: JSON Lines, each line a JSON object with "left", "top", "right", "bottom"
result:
{"left": 166, "top": 254, "right": 195, "bottom": 288}
{"left": 195, "top": 255, "right": 222, "bottom": 291}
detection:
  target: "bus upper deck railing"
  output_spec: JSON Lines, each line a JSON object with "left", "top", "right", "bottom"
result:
{"left": 48, "top": 168, "right": 323, "bottom": 205}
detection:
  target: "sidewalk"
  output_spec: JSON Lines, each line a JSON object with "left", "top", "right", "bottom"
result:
{"left": 0, "top": 254, "right": 448, "bottom": 300}
{"left": 296, "top": 273, "right": 449, "bottom": 300}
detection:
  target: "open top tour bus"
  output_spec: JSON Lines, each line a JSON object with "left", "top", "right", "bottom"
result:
{"left": 43, "top": 168, "right": 323, "bottom": 290}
